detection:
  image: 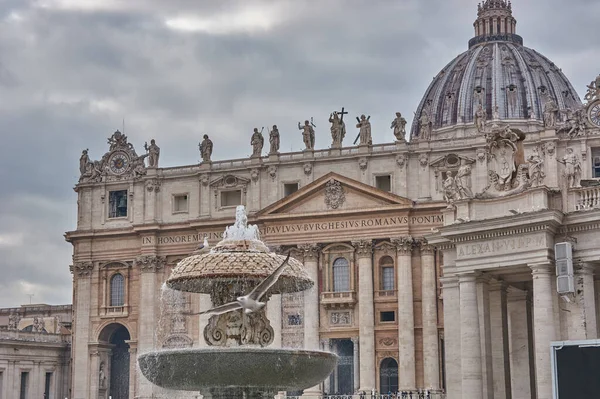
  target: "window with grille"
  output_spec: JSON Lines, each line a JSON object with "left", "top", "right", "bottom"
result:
{"left": 333, "top": 257, "right": 350, "bottom": 292}
{"left": 380, "top": 256, "right": 395, "bottom": 291}
{"left": 108, "top": 190, "right": 128, "bottom": 218}
{"left": 19, "top": 372, "right": 28, "bottom": 399}
{"left": 593, "top": 148, "right": 600, "bottom": 178}
{"left": 110, "top": 273, "right": 125, "bottom": 307}
{"left": 287, "top": 314, "right": 302, "bottom": 326}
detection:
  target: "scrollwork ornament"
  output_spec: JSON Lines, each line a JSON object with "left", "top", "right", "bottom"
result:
{"left": 135, "top": 255, "right": 166, "bottom": 273}
{"left": 200, "top": 174, "right": 210, "bottom": 186}
{"left": 395, "top": 154, "right": 407, "bottom": 169}
{"left": 358, "top": 157, "right": 368, "bottom": 171}
{"left": 544, "top": 141, "right": 556, "bottom": 158}
{"left": 250, "top": 168, "right": 260, "bottom": 183}
{"left": 417, "top": 238, "right": 434, "bottom": 254}
{"left": 298, "top": 244, "right": 320, "bottom": 262}
{"left": 303, "top": 163, "right": 313, "bottom": 176}
{"left": 324, "top": 179, "right": 346, "bottom": 209}
{"left": 476, "top": 149, "right": 487, "bottom": 163}
{"left": 145, "top": 178, "right": 161, "bottom": 192}
{"left": 419, "top": 153, "right": 429, "bottom": 168}
{"left": 268, "top": 166, "right": 277, "bottom": 181}
{"left": 379, "top": 337, "right": 396, "bottom": 347}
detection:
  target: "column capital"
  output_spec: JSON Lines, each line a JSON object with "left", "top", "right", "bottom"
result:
{"left": 529, "top": 262, "right": 553, "bottom": 276}
{"left": 416, "top": 238, "right": 435, "bottom": 255}
{"left": 391, "top": 236, "right": 415, "bottom": 255}
{"left": 457, "top": 271, "right": 482, "bottom": 283}
{"left": 320, "top": 338, "right": 331, "bottom": 348}
{"left": 135, "top": 255, "right": 166, "bottom": 273}
{"left": 71, "top": 261, "right": 94, "bottom": 278}
{"left": 298, "top": 244, "right": 320, "bottom": 261}
{"left": 352, "top": 240, "right": 373, "bottom": 257}
{"left": 351, "top": 336, "right": 359, "bottom": 345}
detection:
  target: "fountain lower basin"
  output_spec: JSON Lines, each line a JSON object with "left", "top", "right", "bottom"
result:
{"left": 139, "top": 347, "right": 337, "bottom": 393}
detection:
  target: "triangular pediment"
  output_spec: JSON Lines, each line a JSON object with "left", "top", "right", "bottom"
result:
{"left": 257, "top": 172, "right": 413, "bottom": 217}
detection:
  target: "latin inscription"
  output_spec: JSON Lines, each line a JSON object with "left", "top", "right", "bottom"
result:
{"left": 457, "top": 235, "right": 545, "bottom": 259}
{"left": 142, "top": 215, "right": 443, "bottom": 246}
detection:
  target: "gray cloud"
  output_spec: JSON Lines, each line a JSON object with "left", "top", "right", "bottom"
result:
{"left": 0, "top": 0, "right": 597, "bottom": 307}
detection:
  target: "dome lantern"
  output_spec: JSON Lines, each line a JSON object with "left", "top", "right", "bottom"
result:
{"left": 470, "top": 0, "right": 521, "bottom": 49}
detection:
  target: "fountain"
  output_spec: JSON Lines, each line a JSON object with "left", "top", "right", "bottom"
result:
{"left": 138, "top": 205, "right": 337, "bottom": 398}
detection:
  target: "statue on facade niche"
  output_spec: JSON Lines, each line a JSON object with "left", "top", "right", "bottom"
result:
{"left": 99, "top": 362, "right": 106, "bottom": 388}
{"left": 419, "top": 111, "right": 432, "bottom": 140}
{"left": 558, "top": 147, "right": 582, "bottom": 188}
{"left": 144, "top": 139, "right": 160, "bottom": 168}
{"left": 269, "top": 125, "right": 280, "bottom": 154}
{"left": 527, "top": 147, "right": 545, "bottom": 187}
{"left": 354, "top": 114, "right": 372, "bottom": 146}
{"left": 455, "top": 159, "right": 473, "bottom": 199}
{"left": 199, "top": 134, "right": 213, "bottom": 163}
{"left": 79, "top": 149, "right": 91, "bottom": 175}
{"left": 391, "top": 112, "right": 407, "bottom": 142}
{"left": 329, "top": 111, "right": 346, "bottom": 148}
{"left": 561, "top": 107, "right": 587, "bottom": 138}
{"left": 443, "top": 172, "right": 460, "bottom": 203}
{"left": 250, "top": 128, "right": 264, "bottom": 158}
{"left": 298, "top": 119, "right": 316, "bottom": 151}
{"left": 543, "top": 99, "right": 559, "bottom": 128}
{"left": 475, "top": 103, "right": 486, "bottom": 132}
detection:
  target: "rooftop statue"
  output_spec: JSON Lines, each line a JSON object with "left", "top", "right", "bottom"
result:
{"left": 268, "top": 125, "right": 280, "bottom": 154}
{"left": 199, "top": 134, "right": 213, "bottom": 163}
{"left": 250, "top": 128, "right": 264, "bottom": 158}
{"left": 391, "top": 112, "right": 407, "bottom": 142}
{"left": 298, "top": 118, "right": 316, "bottom": 151}
{"left": 329, "top": 111, "right": 346, "bottom": 148}
{"left": 144, "top": 139, "right": 160, "bottom": 168}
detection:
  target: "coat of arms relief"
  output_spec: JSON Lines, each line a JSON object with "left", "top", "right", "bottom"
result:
{"left": 324, "top": 179, "right": 346, "bottom": 209}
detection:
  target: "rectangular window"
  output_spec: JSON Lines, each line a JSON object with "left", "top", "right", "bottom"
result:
{"left": 382, "top": 267, "right": 395, "bottom": 291}
{"left": 375, "top": 175, "right": 392, "bottom": 192}
{"left": 20, "top": 372, "right": 28, "bottom": 399}
{"left": 44, "top": 373, "right": 52, "bottom": 399}
{"left": 108, "top": 190, "right": 128, "bottom": 218}
{"left": 380, "top": 311, "right": 395, "bottom": 323}
{"left": 287, "top": 314, "right": 302, "bottom": 326}
{"left": 173, "top": 194, "right": 189, "bottom": 213}
{"left": 593, "top": 148, "right": 600, "bottom": 178}
{"left": 221, "top": 190, "right": 242, "bottom": 207}
{"left": 284, "top": 183, "right": 299, "bottom": 197}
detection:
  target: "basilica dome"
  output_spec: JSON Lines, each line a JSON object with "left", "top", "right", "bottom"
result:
{"left": 410, "top": 0, "right": 582, "bottom": 139}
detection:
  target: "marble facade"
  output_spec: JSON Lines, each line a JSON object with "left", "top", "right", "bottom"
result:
{"left": 66, "top": 1, "right": 600, "bottom": 398}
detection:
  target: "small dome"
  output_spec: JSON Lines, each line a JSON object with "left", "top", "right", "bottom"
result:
{"left": 410, "top": 1, "right": 582, "bottom": 139}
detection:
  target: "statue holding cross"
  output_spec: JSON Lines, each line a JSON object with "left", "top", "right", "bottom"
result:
{"left": 329, "top": 107, "right": 347, "bottom": 148}
{"left": 354, "top": 114, "right": 372, "bottom": 146}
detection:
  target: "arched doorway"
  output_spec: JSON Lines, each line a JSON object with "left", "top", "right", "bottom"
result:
{"left": 328, "top": 339, "right": 355, "bottom": 395}
{"left": 380, "top": 358, "right": 398, "bottom": 394}
{"left": 98, "top": 323, "right": 131, "bottom": 399}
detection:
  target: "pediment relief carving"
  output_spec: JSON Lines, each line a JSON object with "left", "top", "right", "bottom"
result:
{"left": 209, "top": 175, "right": 251, "bottom": 189}
{"left": 258, "top": 172, "right": 413, "bottom": 217}
{"left": 99, "top": 261, "right": 132, "bottom": 269}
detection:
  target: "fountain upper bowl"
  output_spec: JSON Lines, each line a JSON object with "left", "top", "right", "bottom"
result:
{"left": 138, "top": 347, "right": 337, "bottom": 392}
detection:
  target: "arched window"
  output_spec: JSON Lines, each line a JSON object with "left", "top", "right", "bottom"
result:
{"left": 380, "top": 256, "right": 395, "bottom": 291}
{"left": 380, "top": 357, "right": 399, "bottom": 394}
{"left": 332, "top": 257, "right": 350, "bottom": 292}
{"left": 110, "top": 274, "right": 125, "bottom": 307}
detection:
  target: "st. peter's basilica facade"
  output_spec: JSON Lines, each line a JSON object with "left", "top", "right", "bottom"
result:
{"left": 66, "top": 1, "right": 600, "bottom": 398}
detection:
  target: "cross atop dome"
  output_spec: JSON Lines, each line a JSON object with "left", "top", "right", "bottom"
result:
{"left": 470, "top": 0, "right": 520, "bottom": 48}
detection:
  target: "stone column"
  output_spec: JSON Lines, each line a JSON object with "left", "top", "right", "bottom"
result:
{"left": 477, "top": 276, "right": 493, "bottom": 399}
{"left": 135, "top": 255, "right": 166, "bottom": 398}
{"left": 71, "top": 261, "right": 94, "bottom": 399}
{"left": 489, "top": 282, "right": 511, "bottom": 399}
{"left": 459, "top": 273, "right": 483, "bottom": 399}
{"left": 267, "top": 294, "right": 282, "bottom": 348}
{"left": 352, "top": 337, "right": 360, "bottom": 393}
{"left": 440, "top": 272, "right": 461, "bottom": 399}
{"left": 321, "top": 339, "right": 332, "bottom": 394}
{"left": 391, "top": 237, "right": 416, "bottom": 390}
{"left": 578, "top": 262, "right": 597, "bottom": 339}
{"left": 507, "top": 287, "right": 532, "bottom": 399}
{"left": 420, "top": 240, "right": 440, "bottom": 390}
{"left": 88, "top": 349, "right": 100, "bottom": 399}
{"left": 300, "top": 244, "right": 321, "bottom": 397}
{"left": 353, "top": 240, "right": 376, "bottom": 392}
{"left": 128, "top": 344, "right": 138, "bottom": 399}
{"left": 530, "top": 263, "right": 556, "bottom": 399}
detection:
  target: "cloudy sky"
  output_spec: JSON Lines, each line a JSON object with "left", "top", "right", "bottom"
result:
{"left": 0, "top": 0, "right": 597, "bottom": 308}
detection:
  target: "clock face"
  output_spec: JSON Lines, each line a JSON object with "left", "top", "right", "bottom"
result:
{"left": 589, "top": 100, "right": 600, "bottom": 128}
{"left": 109, "top": 152, "right": 129, "bottom": 174}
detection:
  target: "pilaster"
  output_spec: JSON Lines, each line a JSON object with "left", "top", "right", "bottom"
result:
{"left": 391, "top": 237, "right": 416, "bottom": 390}
{"left": 530, "top": 263, "right": 556, "bottom": 399}
{"left": 299, "top": 244, "right": 321, "bottom": 397}
{"left": 577, "top": 262, "right": 597, "bottom": 339}
{"left": 477, "top": 275, "right": 493, "bottom": 399}
{"left": 419, "top": 239, "right": 440, "bottom": 390}
{"left": 352, "top": 239, "right": 376, "bottom": 392}
{"left": 440, "top": 271, "right": 461, "bottom": 399}
{"left": 489, "top": 281, "right": 511, "bottom": 399}
{"left": 507, "top": 287, "right": 532, "bottom": 399}
{"left": 459, "top": 272, "right": 483, "bottom": 399}
{"left": 71, "top": 261, "right": 94, "bottom": 399}
{"left": 351, "top": 336, "right": 360, "bottom": 393}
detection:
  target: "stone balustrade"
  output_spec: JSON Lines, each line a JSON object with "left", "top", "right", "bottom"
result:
{"left": 574, "top": 186, "right": 600, "bottom": 211}
{"left": 320, "top": 291, "right": 358, "bottom": 309}
{"left": 0, "top": 329, "right": 71, "bottom": 344}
